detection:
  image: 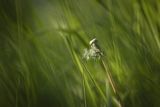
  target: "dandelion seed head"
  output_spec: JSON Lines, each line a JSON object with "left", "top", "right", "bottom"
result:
{"left": 83, "top": 38, "right": 103, "bottom": 60}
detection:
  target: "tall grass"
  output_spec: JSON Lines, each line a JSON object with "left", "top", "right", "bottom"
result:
{"left": 0, "top": 0, "right": 160, "bottom": 107}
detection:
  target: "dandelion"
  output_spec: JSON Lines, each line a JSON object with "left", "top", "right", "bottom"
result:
{"left": 83, "top": 38, "right": 123, "bottom": 107}
{"left": 83, "top": 38, "right": 103, "bottom": 60}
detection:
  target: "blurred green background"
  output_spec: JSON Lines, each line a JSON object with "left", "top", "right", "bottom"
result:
{"left": 0, "top": 0, "right": 160, "bottom": 107}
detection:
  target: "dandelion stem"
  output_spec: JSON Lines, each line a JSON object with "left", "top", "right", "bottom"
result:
{"left": 101, "top": 60, "right": 117, "bottom": 94}
{"left": 100, "top": 59, "right": 123, "bottom": 107}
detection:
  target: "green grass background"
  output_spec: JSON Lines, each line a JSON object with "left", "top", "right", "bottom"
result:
{"left": 0, "top": 0, "right": 160, "bottom": 107}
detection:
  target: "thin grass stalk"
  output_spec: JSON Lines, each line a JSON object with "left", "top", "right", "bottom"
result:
{"left": 82, "top": 73, "right": 87, "bottom": 107}
{"left": 62, "top": 35, "right": 97, "bottom": 107}
{"left": 100, "top": 59, "right": 123, "bottom": 107}
{"left": 82, "top": 61, "right": 107, "bottom": 102}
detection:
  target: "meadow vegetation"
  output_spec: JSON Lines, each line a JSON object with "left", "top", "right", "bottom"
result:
{"left": 0, "top": 0, "right": 160, "bottom": 107}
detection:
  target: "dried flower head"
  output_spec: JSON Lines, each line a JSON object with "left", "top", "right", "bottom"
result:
{"left": 83, "top": 38, "right": 103, "bottom": 60}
